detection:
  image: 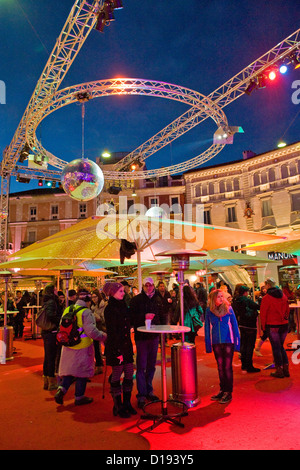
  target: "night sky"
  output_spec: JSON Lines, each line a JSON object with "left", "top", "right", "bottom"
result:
{"left": 1, "top": 0, "right": 300, "bottom": 194}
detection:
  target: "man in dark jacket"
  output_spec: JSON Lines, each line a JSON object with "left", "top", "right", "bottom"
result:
{"left": 130, "top": 277, "right": 164, "bottom": 409}
{"left": 232, "top": 285, "right": 260, "bottom": 373}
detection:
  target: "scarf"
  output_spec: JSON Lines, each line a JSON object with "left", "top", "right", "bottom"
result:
{"left": 210, "top": 302, "right": 229, "bottom": 318}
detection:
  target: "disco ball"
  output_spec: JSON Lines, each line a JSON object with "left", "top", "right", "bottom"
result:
{"left": 61, "top": 158, "right": 104, "bottom": 201}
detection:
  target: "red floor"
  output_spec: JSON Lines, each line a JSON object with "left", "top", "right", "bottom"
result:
{"left": 1, "top": 321, "right": 300, "bottom": 450}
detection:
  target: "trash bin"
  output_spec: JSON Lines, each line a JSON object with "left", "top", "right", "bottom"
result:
{"left": 170, "top": 342, "right": 200, "bottom": 408}
{"left": 0, "top": 326, "right": 14, "bottom": 363}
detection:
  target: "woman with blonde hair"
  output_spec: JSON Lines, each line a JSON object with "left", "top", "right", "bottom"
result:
{"left": 204, "top": 289, "right": 240, "bottom": 404}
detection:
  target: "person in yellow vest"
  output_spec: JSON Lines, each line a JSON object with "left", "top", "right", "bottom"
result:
{"left": 55, "top": 288, "right": 107, "bottom": 406}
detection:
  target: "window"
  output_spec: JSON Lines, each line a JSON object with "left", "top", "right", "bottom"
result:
{"left": 28, "top": 231, "right": 36, "bottom": 244}
{"left": 290, "top": 162, "right": 297, "bottom": 177}
{"left": 233, "top": 178, "right": 240, "bottom": 191}
{"left": 226, "top": 180, "right": 233, "bottom": 192}
{"left": 219, "top": 180, "right": 226, "bottom": 193}
{"left": 227, "top": 206, "right": 237, "bottom": 223}
{"left": 201, "top": 183, "right": 208, "bottom": 196}
{"left": 261, "top": 199, "right": 273, "bottom": 217}
{"left": 150, "top": 198, "right": 158, "bottom": 206}
{"left": 253, "top": 172, "right": 260, "bottom": 186}
{"left": 158, "top": 176, "right": 168, "bottom": 187}
{"left": 281, "top": 165, "right": 288, "bottom": 179}
{"left": 30, "top": 206, "right": 37, "bottom": 221}
{"left": 291, "top": 192, "right": 300, "bottom": 212}
{"left": 268, "top": 168, "right": 276, "bottom": 182}
{"left": 51, "top": 205, "right": 59, "bottom": 220}
{"left": 260, "top": 171, "right": 268, "bottom": 185}
{"left": 79, "top": 203, "right": 87, "bottom": 218}
{"left": 203, "top": 209, "right": 211, "bottom": 225}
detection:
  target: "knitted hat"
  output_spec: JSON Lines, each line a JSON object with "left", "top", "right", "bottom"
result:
{"left": 102, "top": 282, "right": 123, "bottom": 297}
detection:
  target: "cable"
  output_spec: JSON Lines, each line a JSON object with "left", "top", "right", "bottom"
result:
{"left": 15, "top": 0, "right": 50, "bottom": 56}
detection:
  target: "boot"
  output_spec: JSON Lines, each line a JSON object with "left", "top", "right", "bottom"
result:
{"left": 43, "top": 376, "right": 49, "bottom": 390}
{"left": 48, "top": 376, "right": 58, "bottom": 390}
{"left": 112, "top": 395, "right": 131, "bottom": 418}
{"left": 270, "top": 366, "right": 284, "bottom": 378}
{"left": 283, "top": 364, "right": 290, "bottom": 377}
{"left": 123, "top": 391, "right": 137, "bottom": 415}
{"left": 254, "top": 339, "right": 264, "bottom": 357}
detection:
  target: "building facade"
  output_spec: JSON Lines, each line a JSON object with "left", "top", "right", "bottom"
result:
{"left": 7, "top": 142, "right": 300, "bottom": 286}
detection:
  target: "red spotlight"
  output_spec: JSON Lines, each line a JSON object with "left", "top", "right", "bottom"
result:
{"left": 268, "top": 70, "right": 277, "bottom": 81}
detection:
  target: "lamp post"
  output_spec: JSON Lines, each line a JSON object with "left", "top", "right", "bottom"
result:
{"left": 0, "top": 271, "right": 13, "bottom": 363}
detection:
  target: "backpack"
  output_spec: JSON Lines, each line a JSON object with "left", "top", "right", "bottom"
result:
{"left": 56, "top": 305, "right": 86, "bottom": 347}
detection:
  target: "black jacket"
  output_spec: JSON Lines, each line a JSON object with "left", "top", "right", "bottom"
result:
{"left": 129, "top": 289, "right": 163, "bottom": 341}
{"left": 232, "top": 295, "right": 259, "bottom": 329}
{"left": 104, "top": 297, "right": 133, "bottom": 366}
{"left": 42, "top": 294, "right": 62, "bottom": 331}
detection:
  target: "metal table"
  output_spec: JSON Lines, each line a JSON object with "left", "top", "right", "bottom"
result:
{"left": 24, "top": 306, "right": 42, "bottom": 340}
{"left": 137, "top": 324, "right": 190, "bottom": 431}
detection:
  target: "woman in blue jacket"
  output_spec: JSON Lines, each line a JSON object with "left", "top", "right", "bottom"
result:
{"left": 205, "top": 289, "right": 240, "bottom": 404}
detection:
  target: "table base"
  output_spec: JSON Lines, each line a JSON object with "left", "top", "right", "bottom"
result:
{"left": 139, "top": 399, "right": 188, "bottom": 432}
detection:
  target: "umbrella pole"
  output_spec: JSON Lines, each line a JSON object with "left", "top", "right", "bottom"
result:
{"left": 137, "top": 249, "right": 142, "bottom": 292}
{"left": 4, "top": 277, "right": 8, "bottom": 328}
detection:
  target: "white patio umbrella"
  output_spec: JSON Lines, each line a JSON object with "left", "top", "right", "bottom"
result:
{"left": 8, "top": 215, "right": 282, "bottom": 291}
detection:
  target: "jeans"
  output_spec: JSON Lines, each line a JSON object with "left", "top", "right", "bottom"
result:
{"left": 266, "top": 324, "right": 289, "bottom": 367}
{"left": 61, "top": 375, "right": 88, "bottom": 398}
{"left": 42, "top": 331, "right": 58, "bottom": 377}
{"left": 110, "top": 363, "right": 134, "bottom": 396}
{"left": 135, "top": 336, "right": 159, "bottom": 399}
{"left": 212, "top": 343, "right": 234, "bottom": 393}
{"left": 240, "top": 327, "right": 257, "bottom": 370}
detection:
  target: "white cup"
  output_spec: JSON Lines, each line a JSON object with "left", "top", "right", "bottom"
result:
{"left": 145, "top": 319, "right": 152, "bottom": 330}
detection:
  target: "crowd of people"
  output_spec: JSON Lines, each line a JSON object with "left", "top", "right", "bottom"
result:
{"left": 0, "top": 274, "right": 293, "bottom": 415}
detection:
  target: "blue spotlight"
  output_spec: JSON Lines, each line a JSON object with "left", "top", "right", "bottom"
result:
{"left": 279, "top": 65, "right": 288, "bottom": 74}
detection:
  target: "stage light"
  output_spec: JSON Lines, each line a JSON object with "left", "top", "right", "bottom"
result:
{"left": 38, "top": 179, "right": 43, "bottom": 186}
{"left": 290, "top": 52, "right": 300, "bottom": 69}
{"left": 112, "top": 0, "right": 123, "bottom": 9}
{"left": 268, "top": 70, "right": 276, "bottom": 81}
{"left": 103, "top": 0, "right": 115, "bottom": 21}
{"left": 129, "top": 160, "right": 142, "bottom": 172}
{"left": 257, "top": 75, "right": 267, "bottom": 89}
{"left": 95, "top": 11, "right": 106, "bottom": 32}
{"left": 279, "top": 64, "right": 288, "bottom": 74}
{"left": 16, "top": 174, "right": 30, "bottom": 183}
{"left": 245, "top": 79, "right": 258, "bottom": 95}
{"left": 19, "top": 143, "right": 30, "bottom": 163}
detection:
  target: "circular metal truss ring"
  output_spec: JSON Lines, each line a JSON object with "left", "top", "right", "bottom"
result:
{"left": 25, "top": 78, "right": 228, "bottom": 180}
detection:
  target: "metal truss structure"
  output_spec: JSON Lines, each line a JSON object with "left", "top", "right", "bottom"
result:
{"left": 0, "top": 0, "right": 300, "bottom": 248}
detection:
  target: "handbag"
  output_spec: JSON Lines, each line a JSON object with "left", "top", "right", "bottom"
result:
{"left": 36, "top": 305, "right": 56, "bottom": 331}
{"left": 191, "top": 306, "right": 203, "bottom": 333}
